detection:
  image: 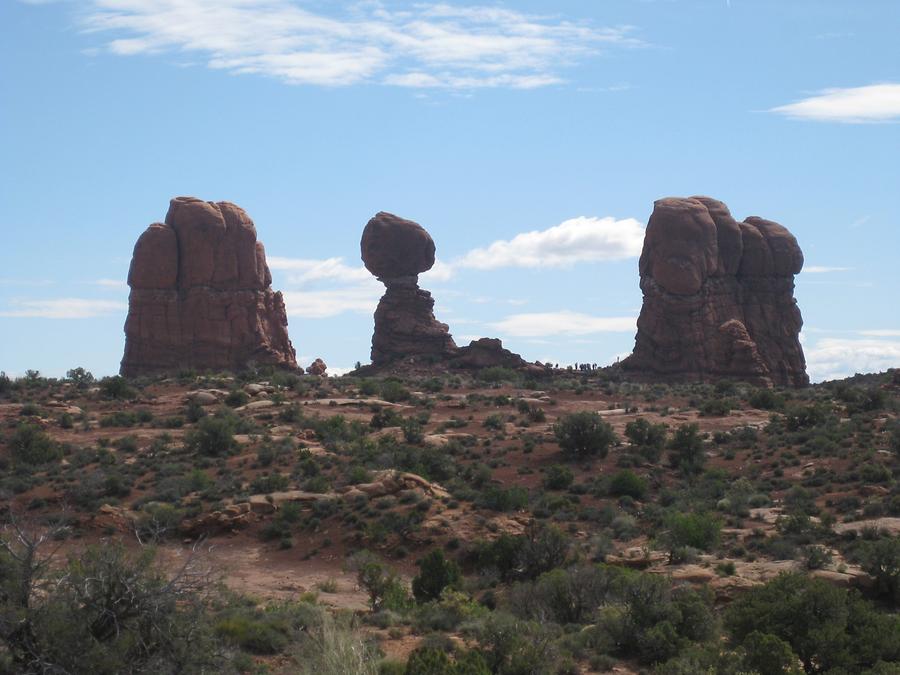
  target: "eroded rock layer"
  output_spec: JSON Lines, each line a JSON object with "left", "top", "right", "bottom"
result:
{"left": 120, "top": 196, "right": 297, "bottom": 376}
{"left": 622, "top": 196, "right": 808, "bottom": 387}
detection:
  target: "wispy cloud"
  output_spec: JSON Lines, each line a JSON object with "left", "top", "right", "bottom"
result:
{"left": 770, "top": 83, "right": 900, "bottom": 123}
{"left": 802, "top": 266, "right": 853, "bottom": 274}
{"left": 63, "top": 0, "right": 641, "bottom": 90}
{"left": 87, "top": 278, "right": 128, "bottom": 288}
{"left": 805, "top": 336, "right": 900, "bottom": 382}
{"left": 858, "top": 329, "right": 900, "bottom": 337}
{"left": 456, "top": 216, "right": 645, "bottom": 270}
{"left": 0, "top": 298, "right": 127, "bottom": 319}
{"left": 489, "top": 311, "right": 636, "bottom": 337}
{"left": 0, "top": 278, "right": 54, "bottom": 287}
{"left": 281, "top": 286, "right": 380, "bottom": 319}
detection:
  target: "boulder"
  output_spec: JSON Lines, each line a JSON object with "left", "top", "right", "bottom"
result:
{"left": 120, "top": 197, "right": 297, "bottom": 376}
{"left": 622, "top": 196, "right": 807, "bottom": 387}
{"left": 306, "top": 358, "right": 327, "bottom": 376}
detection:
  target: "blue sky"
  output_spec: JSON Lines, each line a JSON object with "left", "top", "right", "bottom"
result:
{"left": 2, "top": 0, "right": 898, "bottom": 382}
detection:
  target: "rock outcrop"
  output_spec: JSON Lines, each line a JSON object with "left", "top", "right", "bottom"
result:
{"left": 361, "top": 212, "right": 457, "bottom": 365}
{"left": 622, "top": 196, "right": 807, "bottom": 387}
{"left": 120, "top": 196, "right": 297, "bottom": 376}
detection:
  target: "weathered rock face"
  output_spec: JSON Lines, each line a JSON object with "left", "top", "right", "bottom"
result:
{"left": 361, "top": 212, "right": 456, "bottom": 365}
{"left": 622, "top": 196, "right": 807, "bottom": 387}
{"left": 120, "top": 196, "right": 297, "bottom": 376}
{"left": 452, "top": 338, "right": 531, "bottom": 370}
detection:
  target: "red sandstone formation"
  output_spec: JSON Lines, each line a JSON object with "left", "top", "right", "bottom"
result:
{"left": 120, "top": 197, "right": 297, "bottom": 376}
{"left": 361, "top": 212, "right": 457, "bottom": 366}
{"left": 622, "top": 196, "right": 808, "bottom": 387}
{"left": 306, "top": 358, "right": 328, "bottom": 377}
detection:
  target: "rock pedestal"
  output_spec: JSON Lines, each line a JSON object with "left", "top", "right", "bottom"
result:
{"left": 361, "top": 212, "right": 456, "bottom": 366}
{"left": 120, "top": 196, "right": 297, "bottom": 376}
{"left": 622, "top": 196, "right": 807, "bottom": 387}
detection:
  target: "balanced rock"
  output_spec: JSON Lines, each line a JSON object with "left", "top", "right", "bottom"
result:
{"left": 622, "top": 196, "right": 807, "bottom": 387}
{"left": 361, "top": 212, "right": 457, "bottom": 365}
{"left": 120, "top": 196, "right": 297, "bottom": 376}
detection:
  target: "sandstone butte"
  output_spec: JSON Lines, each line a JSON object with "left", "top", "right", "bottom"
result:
{"left": 622, "top": 196, "right": 808, "bottom": 387}
{"left": 120, "top": 196, "right": 297, "bottom": 376}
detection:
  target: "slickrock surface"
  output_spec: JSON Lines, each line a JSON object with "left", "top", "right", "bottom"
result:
{"left": 622, "top": 196, "right": 807, "bottom": 387}
{"left": 120, "top": 196, "right": 297, "bottom": 376}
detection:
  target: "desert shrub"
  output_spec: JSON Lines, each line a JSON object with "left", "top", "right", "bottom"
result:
{"left": 477, "top": 486, "right": 528, "bottom": 512}
{"left": 412, "top": 550, "right": 461, "bottom": 603}
{"left": 250, "top": 472, "right": 290, "bottom": 494}
{"left": 483, "top": 413, "right": 504, "bottom": 431}
{"left": 508, "top": 564, "right": 623, "bottom": 625}
{"left": 184, "top": 414, "right": 237, "bottom": 456}
{"left": 99, "top": 375, "right": 135, "bottom": 400}
{"left": 748, "top": 388, "right": 785, "bottom": 410}
{"left": 725, "top": 573, "right": 900, "bottom": 673}
{"left": 784, "top": 403, "right": 829, "bottom": 431}
{"left": 215, "top": 607, "right": 292, "bottom": 654}
{"left": 66, "top": 366, "right": 95, "bottom": 390}
{"left": 99, "top": 410, "right": 139, "bottom": 427}
{"left": 0, "top": 538, "right": 221, "bottom": 673}
{"left": 465, "top": 611, "right": 558, "bottom": 675}
{"left": 9, "top": 423, "right": 61, "bottom": 465}
{"left": 739, "top": 631, "right": 804, "bottom": 675}
{"left": 664, "top": 512, "right": 721, "bottom": 553}
{"left": 608, "top": 469, "right": 647, "bottom": 499}
{"left": 395, "top": 418, "right": 422, "bottom": 445}
{"left": 668, "top": 423, "right": 706, "bottom": 475}
{"left": 380, "top": 380, "right": 411, "bottom": 403}
{"left": 225, "top": 389, "right": 249, "bottom": 407}
{"left": 554, "top": 412, "right": 617, "bottom": 458}
{"left": 699, "top": 398, "right": 732, "bottom": 417}
{"left": 860, "top": 538, "right": 900, "bottom": 604}
{"left": 477, "top": 367, "right": 520, "bottom": 384}
{"left": 352, "top": 553, "right": 411, "bottom": 612}
{"left": 624, "top": 418, "right": 667, "bottom": 462}
{"left": 135, "top": 502, "right": 184, "bottom": 542}
{"left": 542, "top": 465, "right": 574, "bottom": 491}
{"left": 469, "top": 524, "right": 569, "bottom": 582}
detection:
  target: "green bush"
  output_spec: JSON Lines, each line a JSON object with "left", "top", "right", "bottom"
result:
{"left": 542, "top": 464, "right": 574, "bottom": 491}
{"left": 668, "top": 423, "right": 706, "bottom": 475}
{"left": 99, "top": 375, "right": 135, "bottom": 399}
{"left": 624, "top": 418, "right": 667, "bottom": 463}
{"left": 608, "top": 469, "right": 647, "bottom": 499}
{"left": 725, "top": 573, "right": 900, "bottom": 673}
{"left": 554, "top": 411, "right": 617, "bottom": 458}
{"left": 860, "top": 538, "right": 900, "bottom": 604}
{"left": 9, "top": 423, "right": 61, "bottom": 465}
{"left": 665, "top": 512, "right": 721, "bottom": 553}
{"left": 66, "top": 366, "right": 94, "bottom": 390}
{"left": 412, "top": 549, "right": 461, "bottom": 603}
{"left": 184, "top": 414, "right": 237, "bottom": 456}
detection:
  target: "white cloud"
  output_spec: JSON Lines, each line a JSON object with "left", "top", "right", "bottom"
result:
{"left": 489, "top": 311, "right": 636, "bottom": 337}
{"left": 0, "top": 298, "right": 127, "bottom": 319}
{"left": 456, "top": 216, "right": 645, "bottom": 270}
{"left": 281, "top": 285, "right": 380, "bottom": 319}
{"left": 269, "top": 256, "right": 371, "bottom": 284}
{"left": 88, "top": 278, "right": 128, "bottom": 288}
{"left": 859, "top": 329, "right": 900, "bottom": 337}
{"left": 66, "top": 0, "right": 641, "bottom": 90}
{"left": 802, "top": 266, "right": 852, "bottom": 274}
{"left": 770, "top": 83, "right": 900, "bottom": 123}
{"left": 805, "top": 337, "right": 900, "bottom": 382}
